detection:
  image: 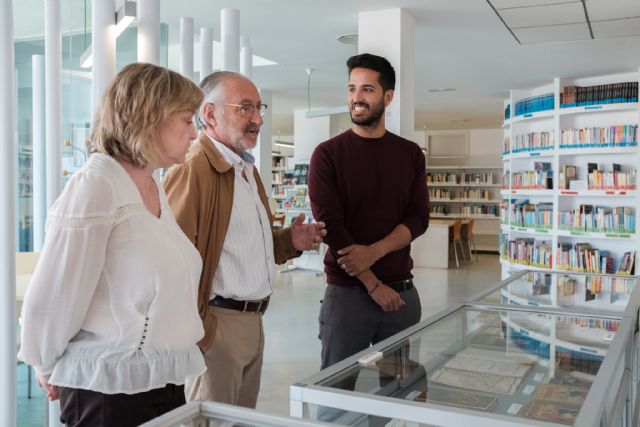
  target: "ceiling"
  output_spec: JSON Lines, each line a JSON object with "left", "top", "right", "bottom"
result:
{"left": 12, "top": 0, "right": 640, "bottom": 134}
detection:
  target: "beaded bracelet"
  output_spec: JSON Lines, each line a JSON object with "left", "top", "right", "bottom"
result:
{"left": 368, "top": 279, "right": 382, "bottom": 296}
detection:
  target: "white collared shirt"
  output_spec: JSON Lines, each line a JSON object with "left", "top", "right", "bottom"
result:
{"left": 206, "top": 134, "right": 275, "bottom": 301}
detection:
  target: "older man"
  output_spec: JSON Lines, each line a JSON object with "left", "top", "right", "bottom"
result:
{"left": 164, "top": 71, "right": 326, "bottom": 407}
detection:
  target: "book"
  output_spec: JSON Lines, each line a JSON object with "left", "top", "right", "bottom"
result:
{"left": 415, "top": 387, "right": 497, "bottom": 412}
{"left": 558, "top": 275, "right": 576, "bottom": 297}
{"left": 430, "top": 368, "right": 522, "bottom": 395}
{"left": 521, "top": 400, "right": 581, "bottom": 425}
{"left": 533, "top": 384, "right": 588, "bottom": 405}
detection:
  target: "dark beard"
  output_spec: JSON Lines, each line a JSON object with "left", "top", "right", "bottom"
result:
{"left": 350, "top": 102, "right": 385, "bottom": 127}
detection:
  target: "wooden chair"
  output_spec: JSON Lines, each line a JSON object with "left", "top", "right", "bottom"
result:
{"left": 452, "top": 220, "right": 466, "bottom": 268}
{"left": 465, "top": 219, "right": 479, "bottom": 262}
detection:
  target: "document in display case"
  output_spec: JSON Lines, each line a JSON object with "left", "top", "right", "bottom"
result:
{"left": 290, "top": 270, "right": 640, "bottom": 427}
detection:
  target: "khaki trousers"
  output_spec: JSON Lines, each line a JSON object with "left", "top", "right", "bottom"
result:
{"left": 185, "top": 305, "right": 265, "bottom": 408}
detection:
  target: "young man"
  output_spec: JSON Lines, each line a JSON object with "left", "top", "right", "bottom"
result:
{"left": 164, "top": 71, "right": 326, "bottom": 407}
{"left": 309, "top": 53, "right": 429, "bottom": 369}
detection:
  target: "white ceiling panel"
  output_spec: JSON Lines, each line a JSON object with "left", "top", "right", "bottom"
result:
{"left": 586, "top": 0, "right": 640, "bottom": 21}
{"left": 514, "top": 22, "right": 591, "bottom": 43}
{"left": 592, "top": 17, "right": 640, "bottom": 38}
{"left": 501, "top": 2, "right": 586, "bottom": 28}
{"left": 490, "top": 0, "right": 580, "bottom": 9}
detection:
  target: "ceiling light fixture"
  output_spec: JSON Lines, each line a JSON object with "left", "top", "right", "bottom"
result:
{"left": 428, "top": 88, "right": 456, "bottom": 93}
{"left": 274, "top": 140, "right": 294, "bottom": 148}
{"left": 336, "top": 33, "right": 358, "bottom": 45}
{"left": 80, "top": 1, "right": 136, "bottom": 69}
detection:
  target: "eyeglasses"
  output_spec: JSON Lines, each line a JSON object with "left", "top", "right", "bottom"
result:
{"left": 223, "top": 103, "right": 268, "bottom": 117}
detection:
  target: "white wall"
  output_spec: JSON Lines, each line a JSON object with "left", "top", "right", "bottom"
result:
{"left": 293, "top": 109, "right": 330, "bottom": 164}
{"left": 468, "top": 128, "right": 502, "bottom": 166}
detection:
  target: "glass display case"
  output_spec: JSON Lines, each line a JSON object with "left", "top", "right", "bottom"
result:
{"left": 140, "top": 401, "right": 330, "bottom": 427}
{"left": 291, "top": 271, "right": 640, "bottom": 427}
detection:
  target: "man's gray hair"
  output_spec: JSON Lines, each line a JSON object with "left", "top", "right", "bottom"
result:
{"left": 196, "top": 71, "right": 246, "bottom": 130}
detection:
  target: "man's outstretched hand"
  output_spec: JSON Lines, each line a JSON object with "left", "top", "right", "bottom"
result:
{"left": 290, "top": 213, "right": 327, "bottom": 251}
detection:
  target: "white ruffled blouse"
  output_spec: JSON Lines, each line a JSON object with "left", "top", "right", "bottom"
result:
{"left": 19, "top": 153, "right": 206, "bottom": 394}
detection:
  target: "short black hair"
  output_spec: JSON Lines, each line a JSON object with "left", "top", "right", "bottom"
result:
{"left": 346, "top": 53, "right": 396, "bottom": 92}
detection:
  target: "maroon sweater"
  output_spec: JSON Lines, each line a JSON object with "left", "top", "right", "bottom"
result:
{"left": 309, "top": 129, "right": 429, "bottom": 287}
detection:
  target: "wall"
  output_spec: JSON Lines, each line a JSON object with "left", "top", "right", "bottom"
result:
{"left": 468, "top": 129, "right": 503, "bottom": 166}
{"left": 293, "top": 109, "right": 330, "bottom": 164}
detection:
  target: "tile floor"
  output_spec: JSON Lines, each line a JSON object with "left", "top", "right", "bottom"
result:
{"left": 16, "top": 254, "right": 501, "bottom": 426}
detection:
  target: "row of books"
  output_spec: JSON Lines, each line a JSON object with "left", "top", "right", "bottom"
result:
{"left": 499, "top": 235, "right": 553, "bottom": 268}
{"left": 509, "top": 131, "right": 555, "bottom": 153}
{"left": 560, "top": 125, "right": 638, "bottom": 148}
{"left": 558, "top": 315, "right": 619, "bottom": 332}
{"left": 426, "top": 172, "right": 495, "bottom": 185}
{"left": 502, "top": 238, "right": 636, "bottom": 275}
{"left": 271, "top": 158, "right": 287, "bottom": 169}
{"left": 431, "top": 204, "right": 498, "bottom": 216}
{"left": 557, "top": 243, "right": 635, "bottom": 274}
{"left": 429, "top": 188, "right": 493, "bottom": 200}
{"left": 508, "top": 170, "right": 554, "bottom": 189}
{"left": 510, "top": 201, "right": 553, "bottom": 228}
{"left": 560, "top": 82, "right": 639, "bottom": 108}
{"left": 556, "top": 274, "right": 631, "bottom": 308}
{"left": 587, "top": 169, "right": 637, "bottom": 190}
{"left": 514, "top": 93, "right": 554, "bottom": 116}
{"left": 558, "top": 205, "right": 635, "bottom": 233}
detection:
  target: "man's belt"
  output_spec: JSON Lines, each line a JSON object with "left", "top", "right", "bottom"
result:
{"left": 385, "top": 279, "right": 414, "bottom": 293}
{"left": 208, "top": 295, "right": 270, "bottom": 314}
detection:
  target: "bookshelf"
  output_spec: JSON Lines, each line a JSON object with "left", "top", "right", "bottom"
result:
{"left": 500, "top": 71, "right": 639, "bottom": 279}
{"left": 271, "top": 153, "right": 293, "bottom": 213}
{"left": 427, "top": 165, "right": 502, "bottom": 251}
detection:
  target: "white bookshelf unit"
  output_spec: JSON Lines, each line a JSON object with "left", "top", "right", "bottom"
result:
{"left": 271, "top": 153, "right": 292, "bottom": 213}
{"left": 427, "top": 165, "right": 502, "bottom": 251}
{"left": 500, "top": 72, "right": 639, "bottom": 279}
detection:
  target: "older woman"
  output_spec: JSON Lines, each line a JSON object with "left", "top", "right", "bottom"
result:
{"left": 19, "top": 63, "right": 205, "bottom": 426}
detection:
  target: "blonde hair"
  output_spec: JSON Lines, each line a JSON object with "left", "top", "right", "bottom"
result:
{"left": 91, "top": 63, "right": 204, "bottom": 168}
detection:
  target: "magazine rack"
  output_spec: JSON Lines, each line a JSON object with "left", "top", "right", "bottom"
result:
{"left": 290, "top": 270, "right": 640, "bottom": 426}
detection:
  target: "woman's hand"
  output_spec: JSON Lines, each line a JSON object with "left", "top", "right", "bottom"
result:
{"left": 37, "top": 375, "right": 59, "bottom": 401}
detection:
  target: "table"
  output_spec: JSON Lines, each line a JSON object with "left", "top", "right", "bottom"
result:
{"left": 411, "top": 219, "right": 469, "bottom": 269}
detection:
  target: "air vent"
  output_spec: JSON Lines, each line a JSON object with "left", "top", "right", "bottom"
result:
{"left": 336, "top": 33, "right": 358, "bottom": 45}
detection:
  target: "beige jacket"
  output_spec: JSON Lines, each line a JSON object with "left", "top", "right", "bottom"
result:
{"left": 164, "top": 133, "right": 300, "bottom": 350}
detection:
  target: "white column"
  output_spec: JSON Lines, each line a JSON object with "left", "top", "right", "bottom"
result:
{"left": 0, "top": 0, "right": 16, "bottom": 425}
{"left": 32, "top": 55, "right": 46, "bottom": 251}
{"left": 358, "top": 9, "right": 415, "bottom": 138}
{"left": 220, "top": 8, "right": 240, "bottom": 72}
{"left": 92, "top": 0, "right": 115, "bottom": 117}
{"left": 240, "top": 36, "right": 252, "bottom": 79}
{"left": 137, "top": 0, "right": 160, "bottom": 64}
{"left": 45, "top": 5, "right": 64, "bottom": 423}
{"left": 256, "top": 89, "right": 272, "bottom": 188}
{"left": 199, "top": 27, "right": 213, "bottom": 79}
{"left": 45, "top": 0, "right": 62, "bottom": 211}
{"left": 179, "top": 17, "right": 194, "bottom": 80}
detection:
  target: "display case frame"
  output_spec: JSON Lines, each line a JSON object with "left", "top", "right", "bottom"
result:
{"left": 141, "top": 400, "right": 331, "bottom": 427}
{"left": 290, "top": 271, "right": 640, "bottom": 427}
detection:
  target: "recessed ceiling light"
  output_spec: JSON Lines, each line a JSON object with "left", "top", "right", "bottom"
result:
{"left": 429, "top": 88, "right": 456, "bottom": 93}
{"left": 449, "top": 118, "right": 469, "bottom": 123}
{"left": 336, "top": 33, "right": 358, "bottom": 45}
